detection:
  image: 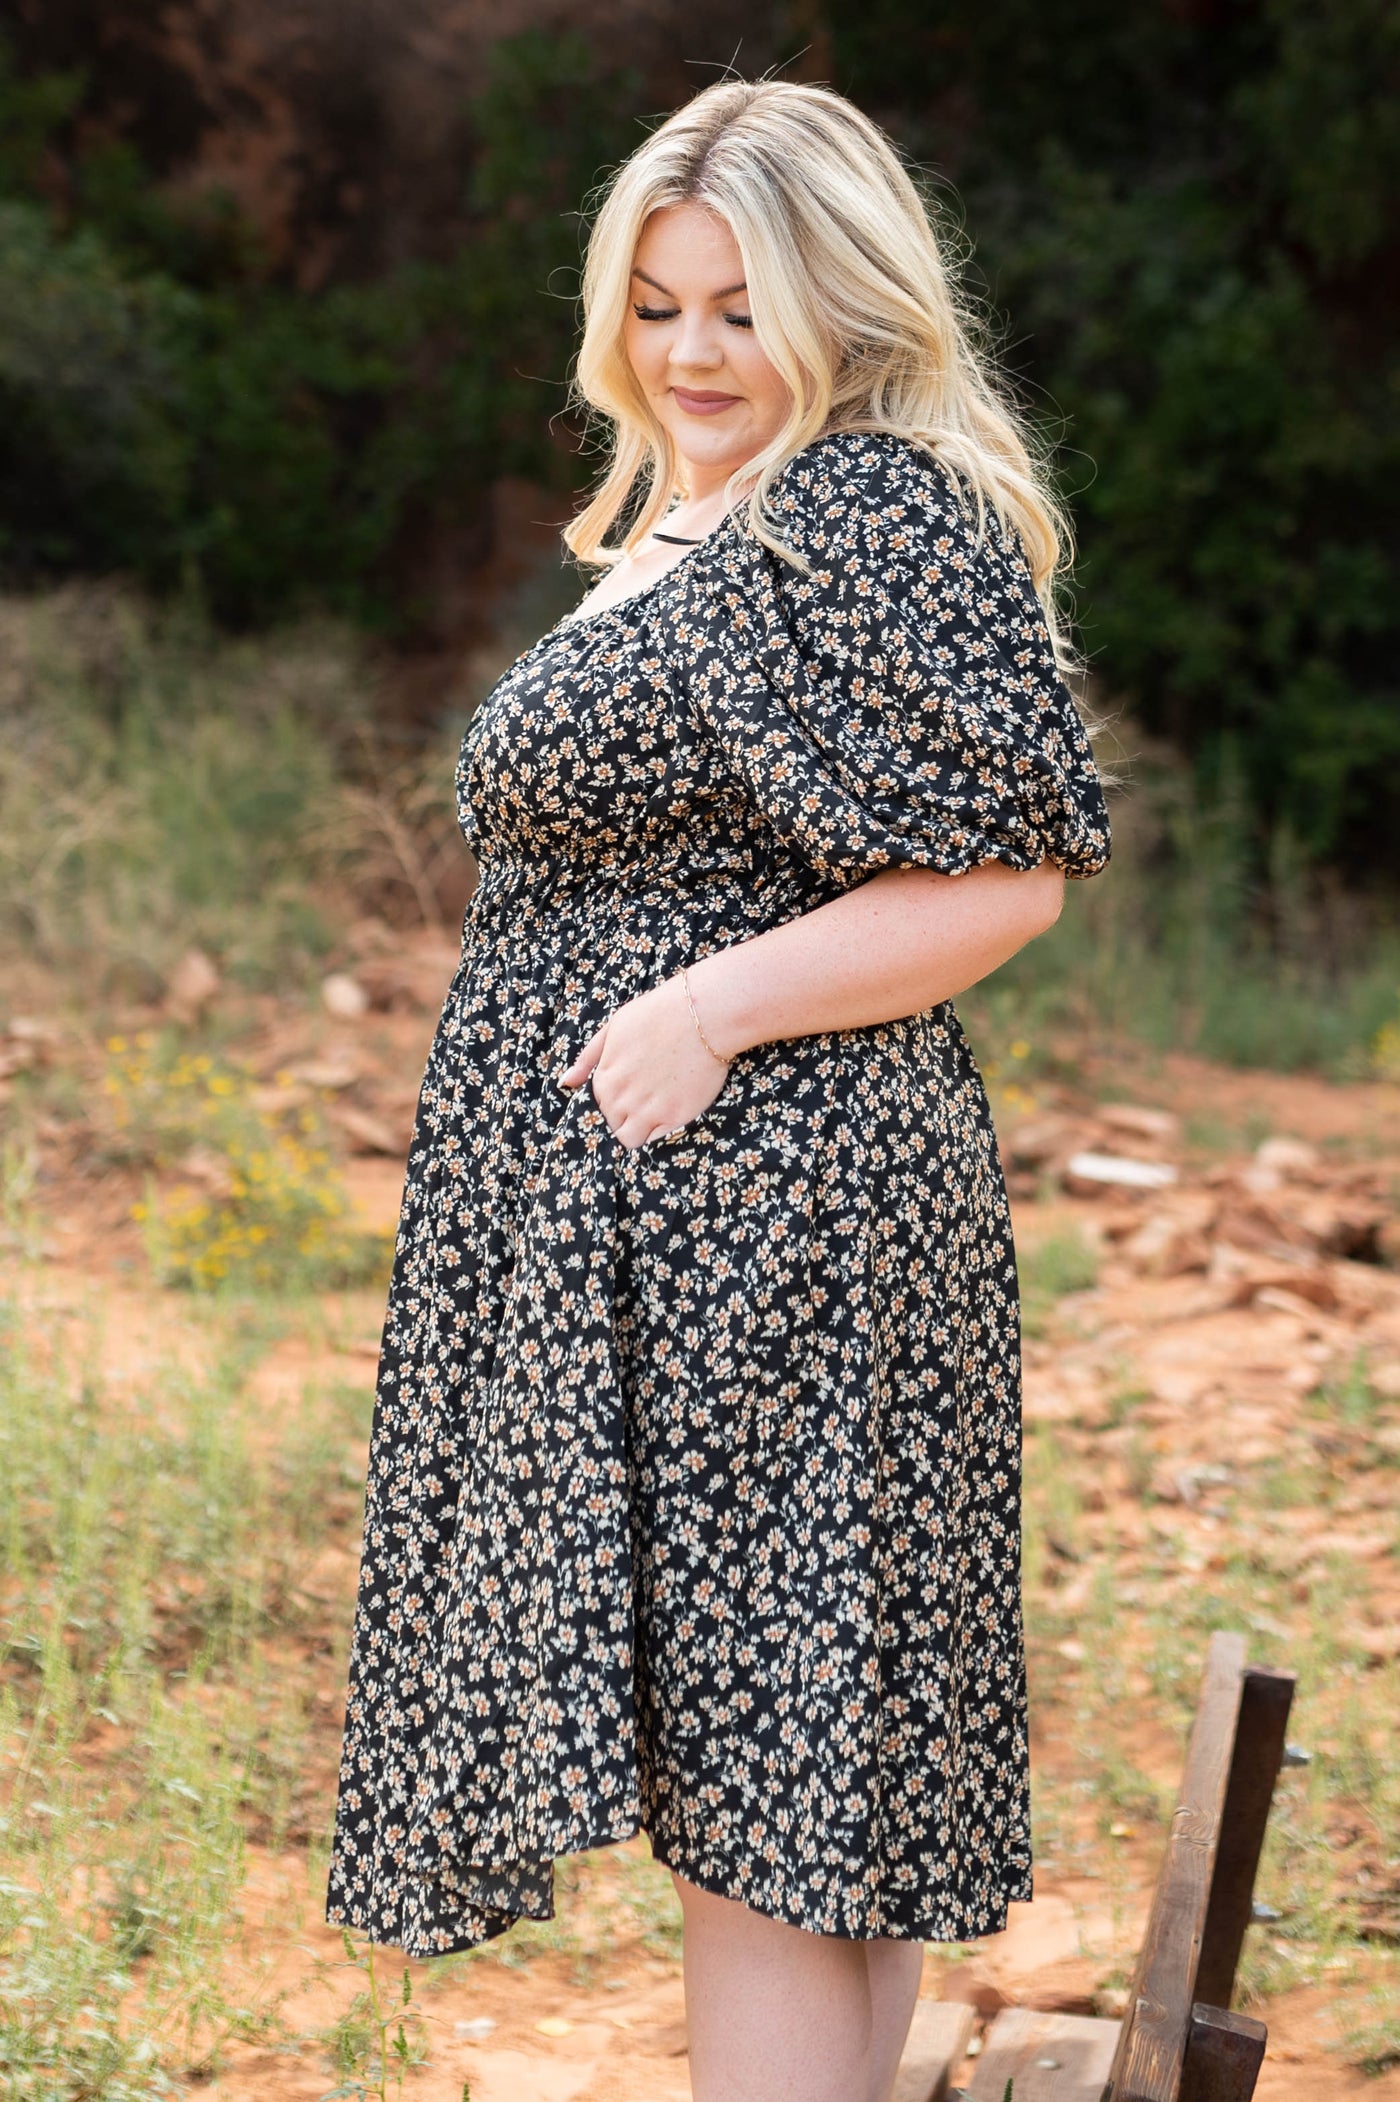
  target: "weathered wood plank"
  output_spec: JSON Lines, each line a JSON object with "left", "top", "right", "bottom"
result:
{"left": 1106, "top": 1629, "right": 1247, "bottom": 2101}
{"left": 966, "top": 2008, "right": 1121, "bottom": 2102}
{"left": 1194, "top": 1667, "right": 1295, "bottom": 2012}
{"left": 893, "top": 1999, "right": 979, "bottom": 2102}
{"left": 1179, "top": 2003, "right": 1268, "bottom": 2102}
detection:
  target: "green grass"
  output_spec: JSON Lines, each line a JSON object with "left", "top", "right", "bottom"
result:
{"left": 0, "top": 583, "right": 464, "bottom": 1007}
{"left": 0, "top": 1280, "right": 369, "bottom": 2093}
{"left": 1018, "top": 1227, "right": 1100, "bottom": 1340}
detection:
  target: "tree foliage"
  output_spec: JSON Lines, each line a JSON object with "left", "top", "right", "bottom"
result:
{"left": 825, "top": 0, "right": 1400, "bottom": 873}
{"left": 0, "top": 30, "right": 638, "bottom": 630}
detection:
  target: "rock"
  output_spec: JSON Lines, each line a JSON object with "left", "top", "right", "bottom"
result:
{"left": 330, "top": 1104, "right": 404, "bottom": 1156}
{"left": 1253, "top": 1284, "right": 1342, "bottom": 1324}
{"left": 287, "top": 1054, "right": 360, "bottom": 1090}
{"left": 1154, "top": 1461, "right": 1233, "bottom": 1509}
{"left": 1099, "top": 1103, "right": 1180, "bottom": 1146}
{"left": 166, "top": 947, "right": 221, "bottom": 1021}
{"left": 1006, "top": 1114, "right": 1075, "bottom": 1169}
{"left": 6, "top": 1014, "right": 60, "bottom": 1044}
{"left": 1064, "top": 1151, "right": 1178, "bottom": 1193}
{"left": 354, "top": 944, "right": 459, "bottom": 1013}
{"left": 1354, "top": 1625, "right": 1400, "bottom": 1665}
{"left": 1208, "top": 1262, "right": 1337, "bottom": 1313}
{"left": 175, "top": 1145, "right": 235, "bottom": 1197}
{"left": 1211, "top": 1197, "right": 1317, "bottom": 1259}
{"left": 1277, "top": 1192, "right": 1391, "bottom": 1262}
{"left": 1328, "top": 1259, "right": 1400, "bottom": 1318}
{"left": 1118, "top": 1195, "right": 1217, "bottom": 1276}
{"left": 321, "top": 972, "right": 370, "bottom": 1019}
{"left": 937, "top": 1960, "right": 1011, "bottom": 2015}
{"left": 1242, "top": 1135, "right": 1320, "bottom": 1195}
{"left": 453, "top": 2017, "right": 496, "bottom": 2040}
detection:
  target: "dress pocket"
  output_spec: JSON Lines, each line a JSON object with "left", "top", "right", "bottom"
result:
{"left": 633, "top": 1047, "right": 748, "bottom": 1150}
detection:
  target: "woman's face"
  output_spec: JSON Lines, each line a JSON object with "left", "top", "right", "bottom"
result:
{"left": 623, "top": 203, "right": 793, "bottom": 495}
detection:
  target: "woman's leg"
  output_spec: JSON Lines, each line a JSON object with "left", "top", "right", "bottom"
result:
{"left": 862, "top": 1937, "right": 926, "bottom": 2102}
{"left": 671, "top": 1871, "right": 924, "bottom": 2102}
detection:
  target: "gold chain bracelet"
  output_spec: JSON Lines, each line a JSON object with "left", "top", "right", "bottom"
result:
{"left": 682, "top": 964, "right": 731, "bottom": 1068}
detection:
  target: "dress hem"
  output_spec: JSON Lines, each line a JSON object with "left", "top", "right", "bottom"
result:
{"left": 325, "top": 1813, "right": 1034, "bottom": 1958}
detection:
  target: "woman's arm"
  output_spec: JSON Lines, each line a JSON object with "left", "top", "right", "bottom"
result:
{"left": 558, "top": 856, "right": 1064, "bottom": 1149}
{"left": 691, "top": 856, "right": 1064, "bottom": 1056}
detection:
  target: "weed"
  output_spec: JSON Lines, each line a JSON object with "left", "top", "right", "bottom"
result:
{"left": 102, "top": 1034, "right": 390, "bottom": 1291}
{"left": 0, "top": 1285, "right": 361, "bottom": 2093}
{"left": 1341, "top": 1990, "right": 1400, "bottom": 2075}
{"left": 319, "top": 1931, "right": 427, "bottom": 2102}
{"left": 1019, "top": 1228, "right": 1099, "bottom": 1340}
{"left": 616, "top": 1845, "right": 684, "bottom": 1960}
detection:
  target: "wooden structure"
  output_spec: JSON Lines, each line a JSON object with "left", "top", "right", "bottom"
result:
{"left": 895, "top": 1631, "right": 1302, "bottom": 2102}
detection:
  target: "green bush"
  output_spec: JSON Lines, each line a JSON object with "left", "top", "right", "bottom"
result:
{"left": 826, "top": 0, "right": 1400, "bottom": 876}
{"left": 0, "top": 202, "right": 194, "bottom": 578}
{"left": 0, "top": 30, "right": 637, "bottom": 629}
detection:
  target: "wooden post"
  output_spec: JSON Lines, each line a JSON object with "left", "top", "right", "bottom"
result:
{"left": 1105, "top": 1631, "right": 1245, "bottom": 2101}
{"left": 1178, "top": 2004, "right": 1267, "bottom": 2102}
{"left": 1193, "top": 1667, "right": 1295, "bottom": 2012}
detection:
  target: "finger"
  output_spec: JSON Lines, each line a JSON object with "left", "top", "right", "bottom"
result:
{"left": 558, "top": 1024, "right": 604, "bottom": 1087}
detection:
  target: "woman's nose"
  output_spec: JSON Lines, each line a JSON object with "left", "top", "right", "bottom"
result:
{"left": 669, "top": 309, "right": 723, "bottom": 370}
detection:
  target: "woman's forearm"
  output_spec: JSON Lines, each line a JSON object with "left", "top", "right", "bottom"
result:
{"left": 687, "top": 858, "right": 1065, "bottom": 1059}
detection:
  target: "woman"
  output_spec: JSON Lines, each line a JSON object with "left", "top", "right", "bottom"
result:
{"left": 327, "top": 78, "right": 1111, "bottom": 2102}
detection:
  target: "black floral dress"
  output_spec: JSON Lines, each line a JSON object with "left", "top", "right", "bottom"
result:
{"left": 326, "top": 429, "right": 1111, "bottom": 1960}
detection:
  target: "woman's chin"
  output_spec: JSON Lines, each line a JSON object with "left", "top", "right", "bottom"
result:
{"left": 669, "top": 427, "right": 768, "bottom": 482}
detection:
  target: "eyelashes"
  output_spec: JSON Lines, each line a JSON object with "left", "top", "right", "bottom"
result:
{"left": 631, "top": 304, "right": 754, "bottom": 330}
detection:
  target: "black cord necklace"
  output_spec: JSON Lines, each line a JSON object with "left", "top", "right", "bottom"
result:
{"left": 650, "top": 529, "right": 703, "bottom": 545}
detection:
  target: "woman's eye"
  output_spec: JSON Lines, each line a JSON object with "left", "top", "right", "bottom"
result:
{"left": 631, "top": 304, "right": 678, "bottom": 322}
{"left": 723, "top": 313, "right": 754, "bottom": 330}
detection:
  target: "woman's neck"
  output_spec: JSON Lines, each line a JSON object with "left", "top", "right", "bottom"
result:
{"left": 662, "top": 466, "right": 756, "bottom": 537}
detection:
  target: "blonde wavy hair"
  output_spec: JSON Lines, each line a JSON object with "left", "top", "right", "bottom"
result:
{"left": 565, "top": 78, "right": 1081, "bottom": 673}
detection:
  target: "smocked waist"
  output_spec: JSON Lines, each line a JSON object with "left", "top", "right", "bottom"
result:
{"left": 465, "top": 838, "right": 774, "bottom": 912}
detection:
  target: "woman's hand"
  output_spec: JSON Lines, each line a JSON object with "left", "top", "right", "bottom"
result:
{"left": 558, "top": 972, "right": 732, "bottom": 1149}
{"left": 557, "top": 858, "right": 1066, "bottom": 1149}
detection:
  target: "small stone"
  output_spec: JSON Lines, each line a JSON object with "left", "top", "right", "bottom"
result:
{"left": 1065, "top": 1151, "right": 1178, "bottom": 1192}
{"left": 166, "top": 948, "right": 221, "bottom": 1020}
{"left": 331, "top": 1104, "right": 404, "bottom": 1156}
{"left": 454, "top": 2016, "right": 496, "bottom": 2040}
{"left": 288, "top": 1054, "right": 360, "bottom": 1090}
{"left": 535, "top": 2015, "right": 573, "bottom": 2037}
{"left": 1099, "top": 1103, "right": 1180, "bottom": 1145}
{"left": 1006, "top": 1114, "right": 1073, "bottom": 1168}
{"left": 1254, "top": 1134, "right": 1319, "bottom": 1178}
{"left": 322, "top": 972, "right": 370, "bottom": 1019}
{"left": 1354, "top": 1626, "right": 1400, "bottom": 1666}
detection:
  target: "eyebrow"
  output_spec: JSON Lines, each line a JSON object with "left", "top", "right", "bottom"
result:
{"left": 632, "top": 267, "right": 748, "bottom": 301}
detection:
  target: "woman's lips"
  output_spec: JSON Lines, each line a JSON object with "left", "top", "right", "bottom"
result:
{"left": 671, "top": 387, "right": 742, "bottom": 417}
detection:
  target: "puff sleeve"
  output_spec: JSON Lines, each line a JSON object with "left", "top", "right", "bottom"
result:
{"left": 678, "top": 431, "right": 1111, "bottom": 887}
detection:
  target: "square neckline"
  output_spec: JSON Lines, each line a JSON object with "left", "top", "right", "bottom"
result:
{"left": 552, "top": 507, "right": 742, "bottom": 638}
